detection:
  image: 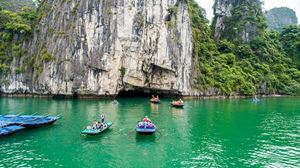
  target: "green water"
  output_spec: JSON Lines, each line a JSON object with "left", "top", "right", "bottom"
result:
{"left": 0, "top": 97, "right": 299, "bottom": 167}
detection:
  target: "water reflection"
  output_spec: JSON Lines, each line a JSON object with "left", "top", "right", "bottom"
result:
{"left": 150, "top": 103, "right": 159, "bottom": 113}
{"left": 171, "top": 107, "right": 184, "bottom": 118}
{"left": 135, "top": 133, "right": 156, "bottom": 143}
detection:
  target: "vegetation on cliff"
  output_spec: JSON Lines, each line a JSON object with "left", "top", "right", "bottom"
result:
{"left": 0, "top": 0, "right": 300, "bottom": 96}
{"left": 213, "top": 0, "right": 266, "bottom": 43}
{"left": 266, "top": 7, "right": 298, "bottom": 32}
{"left": 0, "top": 6, "right": 36, "bottom": 75}
{"left": 0, "top": 0, "right": 36, "bottom": 11}
{"left": 189, "top": 0, "right": 300, "bottom": 96}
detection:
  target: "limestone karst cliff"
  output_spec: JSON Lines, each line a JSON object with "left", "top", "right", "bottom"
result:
{"left": 2, "top": 0, "right": 300, "bottom": 97}
{"left": 266, "top": 7, "right": 298, "bottom": 32}
{"left": 0, "top": 0, "right": 194, "bottom": 97}
{"left": 212, "top": 0, "right": 265, "bottom": 42}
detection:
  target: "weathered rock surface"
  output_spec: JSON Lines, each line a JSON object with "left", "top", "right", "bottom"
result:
{"left": 266, "top": 7, "right": 298, "bottom": 32}
{"left": 1, "top": 0, "right": 194, "bottom": 96}
{"left": 213, "top": 0, "right": 263, "bottom": 42}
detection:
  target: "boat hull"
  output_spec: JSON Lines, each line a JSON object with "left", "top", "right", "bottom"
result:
{"left": 81, "top": 122, "right": 113, "bottom": 135}
{"left": 136, "top": 128, "right": 156, "bottom": 134}
{"left": 21, "top": 119, "right": 58, "bottom": 128}
{"left": 0, "top": 115, "right": 59, "bottom": 128}
{"left": 171, "top": 104, "right": 184, "bottom": 108}
{"left": 0, "top": 125, "right": 25, "bottom": 137}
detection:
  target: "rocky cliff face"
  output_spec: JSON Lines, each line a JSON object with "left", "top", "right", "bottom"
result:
{"left": 213, "top": 0, "right": 264, "bottom": 42}
{"left": 1, "top": 0, "right": 193, "bottom": 96}
{"left": 266, "top": 7, "right": 298, "bottom": 32}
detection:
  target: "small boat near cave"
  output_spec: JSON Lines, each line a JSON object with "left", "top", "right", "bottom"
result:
{"left": 171, "top": 101, "right": 184, "bottom": 108}
{"left": 136, "top": 121, "right": 156, "bottom": 134}
{"left": 81, "top": 121, "right": 113, "bottom": 135}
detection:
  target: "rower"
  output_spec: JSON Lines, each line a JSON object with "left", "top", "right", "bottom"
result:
{"left": 92, "top": 120, "right": 97, "bottom": 129}
{"left": 101, "top": 113, "right": 106, "bottom": 123}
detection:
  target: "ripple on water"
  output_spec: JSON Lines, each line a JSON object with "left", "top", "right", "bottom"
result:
{"left": 0, "top": 138, "right": 52, "bottom": 167}
{"left": 1, "top": 97, "right": 300, "bottom": 167}
{"left": 247, "top": 113, "right": 300, "bottom": 167}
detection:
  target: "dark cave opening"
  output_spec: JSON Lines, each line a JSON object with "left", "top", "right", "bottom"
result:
{"left": 116, "top": 88, "right": 181, "bottom": 98}
{"left": 116, "top": 90, "right": 164, "bottom": 98}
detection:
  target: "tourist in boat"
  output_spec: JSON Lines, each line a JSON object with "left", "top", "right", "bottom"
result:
{"left": 92, "top": 120, "right": 98, "bottom": 129}
{"left": 99, "top": 122, "right": 104, "bottom": 130}
{"left": 151, "top": 95, "right": 157, "bottom": 101}
{"left": 101, "top": 113, "right": 106, "bottom": 123}
{"left": 143, "top": 116, "right": 151, "bottom": 122}
{"left": 179, "top": 99, "right": 183, "bottom": 104}
{"left": 98, "top": 121, "right": 102, "bottom": 128}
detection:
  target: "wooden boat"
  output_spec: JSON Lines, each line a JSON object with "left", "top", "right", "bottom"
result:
{"left": 0, "top": 122, "right": 13, "bottom": 128}
{"left": 171, "top": 101, "right": 184, "bottom": 108}
{"left": 136, "top": 122, "right": 156, "bottom": 134}
{"left": 81, "top": 121, "right": 113, "bottom": 135}
{"left": 20, "top": 116, "right": 59, "bottom": 127}
{"left": 0, "top": 115, "right": 59, "bottom": 128}
{"left": 0, "top": 125, "right": 25, "bottom": 137}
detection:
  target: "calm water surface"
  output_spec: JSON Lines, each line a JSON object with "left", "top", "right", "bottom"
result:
{"left": 0, "top": 97, "right": 299, "bottom": 167}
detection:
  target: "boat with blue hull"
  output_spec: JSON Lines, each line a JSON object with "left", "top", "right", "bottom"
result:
{"left": 0, "top": 125, "right": 25, "bottom": 137}
{"left": 136, "top": 122, "right": 156, "bottom": 134}
{"left": 0, "top": 122, "right": 13, "bottom": 128}
{"left": 81, "top": 121, "right": 113, "bottom": 135}
{"left": 20, "top": 116, "right": 59, "bottom": 127}
{"left": 0, "top": 115, "right": 59, "bottom": 128}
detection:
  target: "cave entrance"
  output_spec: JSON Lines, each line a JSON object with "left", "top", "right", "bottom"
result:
{"left": 116, "top": 87, "right": 182, "bottom": 98}
{"left": 116, "top": 89, "right": 165, "bottom": 98}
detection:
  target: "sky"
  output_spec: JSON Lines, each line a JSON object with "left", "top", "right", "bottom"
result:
{"left": 196, "top": 0, "right": 300, "bottom": 24}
